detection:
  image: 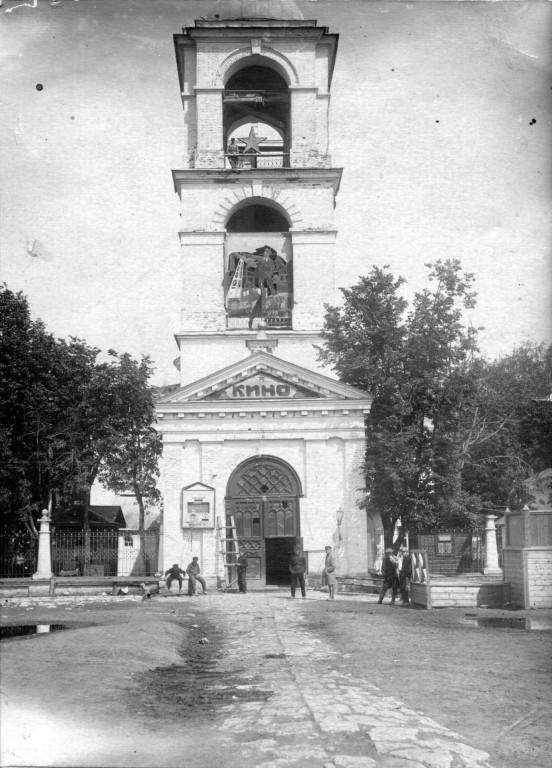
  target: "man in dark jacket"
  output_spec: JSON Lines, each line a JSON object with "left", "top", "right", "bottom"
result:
{"left": 377, "top": 548, "right": 399, "bottom": 605}
{"left": 289, "top": 545, "right": 308, "bottom": 599}
{"left": 165, "top": 563, "right": 186, "bottom": 593}
{"left": 236, "top": 550, "right": 248, "bottom": 594}
{"left": 399, "top": 546, "right": 413, "bottom": 606}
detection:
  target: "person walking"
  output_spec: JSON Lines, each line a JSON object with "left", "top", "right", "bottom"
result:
{"left": 322, "top": 545, "right": 338, "bottom": 601}
{"left": 399, "top": 546, "right": 413, "bottom": 606}
{"left": 289, "top": 544, "right": 308, "bottom": 599}
{"left": 377, "top": 548, "right": 399, "bottom": 605}
{"left": 186, "top": 556, "right": 207, "bottom": 596}
{"left": 165, "top": 563, "right": 186, "bottom": 593}
{"left": 236, "top": 550, "right": 248, "bottom": 594}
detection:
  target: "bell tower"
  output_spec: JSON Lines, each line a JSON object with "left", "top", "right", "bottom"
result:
{"left": 157, "top": 2, "right": 373, "bottom": 589}
{"left": 172, "top": 0, "right": 341, "bottom": 384}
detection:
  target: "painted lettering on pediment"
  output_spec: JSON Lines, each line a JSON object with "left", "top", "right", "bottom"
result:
{"left": 205, "top": 373, "right": 321, "bottom": 401}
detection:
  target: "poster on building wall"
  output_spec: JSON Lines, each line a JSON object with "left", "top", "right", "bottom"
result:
{"left": 181, "top": 483, "right": 215, "bottom": 529}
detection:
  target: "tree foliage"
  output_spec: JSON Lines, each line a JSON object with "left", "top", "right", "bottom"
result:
{"left": 0, "top": 285, "right": 161, "bottom": 538}
{"left": 320, "top": 263, "right": 552, "bottom": 547}
{"left": 97, "top": 352, "right": 162, "bottom": 534}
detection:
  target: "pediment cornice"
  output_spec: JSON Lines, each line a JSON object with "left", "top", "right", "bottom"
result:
{"left": 155, "top": 352, "right": 372, "bottom": 414}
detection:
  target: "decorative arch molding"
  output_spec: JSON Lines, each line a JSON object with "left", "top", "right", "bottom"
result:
{"left": 212, "top": 186, "right": 303, "bottom": 228}
{"left": 226, "top": 454, "right": 303, "bottom": 498}
{"left": 214, "top": 47, "right": 299, "bottom": 88}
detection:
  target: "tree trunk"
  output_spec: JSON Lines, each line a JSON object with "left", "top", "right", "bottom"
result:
{"left": 83, "top": 486, "right": 91, "bottom": 571}
{"left": 134, "top": 482, "right": 150, "bottom": 576}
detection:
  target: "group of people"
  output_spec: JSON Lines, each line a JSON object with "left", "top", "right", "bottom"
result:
{"left": 378, "top": 546, "right": 412, "bottom": 606}
{"left": 164, "top": 558, "right": 208, "bottom": 596}
{"left": 164, "top": 543, "right": 413, "bottom": 604}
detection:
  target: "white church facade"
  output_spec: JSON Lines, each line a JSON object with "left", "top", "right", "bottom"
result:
{"left": 155, "top": 0, "right": 378, "bottom": 587}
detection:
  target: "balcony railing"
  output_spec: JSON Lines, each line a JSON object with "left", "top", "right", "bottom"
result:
{"left": 225, "top": 153, "right": 290, "bottom": 169}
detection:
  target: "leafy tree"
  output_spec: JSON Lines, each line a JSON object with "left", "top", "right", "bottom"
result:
{"left": 319, "top": 261, "right": 481, "bottom": 548}
{"left": 97, "top": 352, "right": 162, "bottom": 534}
{"left": 0, "top": 286, "right": 162, "bottom": 557}
{"left": 461, "top": 343, "right": 552, "bottom": 509}
{"left": 320, "top": 263, "right": 552, "bottom": 548}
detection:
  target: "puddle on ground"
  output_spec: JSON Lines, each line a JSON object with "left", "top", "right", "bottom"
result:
{"left": 0, "top": 623, "right": 93, "bottom": 641}
{"left": 464, "top": 617, "right": 552, "bottom": 631}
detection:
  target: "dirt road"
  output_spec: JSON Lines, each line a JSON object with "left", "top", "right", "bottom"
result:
{"left": 1, "top": 591, "right": 550, "bottom": 768}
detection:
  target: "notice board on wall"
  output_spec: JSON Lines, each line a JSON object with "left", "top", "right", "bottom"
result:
{"left": 182, "top": 483, "right": 215, "bottom": 528}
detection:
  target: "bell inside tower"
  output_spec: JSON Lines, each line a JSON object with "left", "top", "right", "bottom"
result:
{"left": 223, "top": 63, "right": 290, "bottom": 168}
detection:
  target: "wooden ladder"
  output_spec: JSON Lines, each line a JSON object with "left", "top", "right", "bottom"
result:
{"left": 226, "top": 258, "right": 245, "bottom": 303}
{"left": 217, "top": 515, "right": 240, "bottom": 591}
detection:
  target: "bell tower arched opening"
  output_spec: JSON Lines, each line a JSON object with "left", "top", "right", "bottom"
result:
{"left": 224, "top": 62, "right": 290, "bottom": 168}
{"left": 224, "top": 200, "right": 293, "bottom": 330}
{"left": 226, "top": 455, "right": 302, "bottom": 586}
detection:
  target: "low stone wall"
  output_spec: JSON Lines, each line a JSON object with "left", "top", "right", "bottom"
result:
{"left": 0, "top": 577, "right": 164, "bottom": 599}
{"left": 411, "top": 579, "right": 509, "bottom": 609}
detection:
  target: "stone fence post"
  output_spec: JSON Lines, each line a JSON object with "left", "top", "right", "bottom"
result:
{"left": 482, "top": 514, "right": 502, "bottom": 575}
{"left": 32, "top": 509, "right": 53, "bottom": 580}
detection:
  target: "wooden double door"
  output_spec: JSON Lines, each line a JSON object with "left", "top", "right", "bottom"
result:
{"left": 225, "top": 456, "right": 302, "bottom": 586}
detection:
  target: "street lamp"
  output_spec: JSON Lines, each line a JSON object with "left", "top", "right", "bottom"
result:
{"left": 336, "top": 507, "right": 344, "bottom": 542}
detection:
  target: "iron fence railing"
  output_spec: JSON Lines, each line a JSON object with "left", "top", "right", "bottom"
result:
{"left": 225, "top": 153, "right": 290, "bottom": 169}
{"left": 52, "top": 530, "right": 160, "bottom": 577}
{"left": 0, "top": 534, "right": 38, "bottom": 578}
{"left": 0, "top": 530, "right": 159, "bottom": 578}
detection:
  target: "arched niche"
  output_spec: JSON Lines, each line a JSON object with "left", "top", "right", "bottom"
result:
{"left": 223, "top": 60, "right": 290, "bottom": 169}
{"left": 224, "top": 199, "right": 293, "bottom": 330}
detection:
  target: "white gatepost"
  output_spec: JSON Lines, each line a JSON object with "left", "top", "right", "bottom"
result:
{"left": 482, "top": 514, "right": 502, "bottom": 575}
{"left": 32, "top": 509, "right": 53, "bottom": 580}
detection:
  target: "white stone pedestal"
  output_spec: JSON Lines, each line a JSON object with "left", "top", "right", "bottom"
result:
{"left": 482, "top": 514, "right": 502, "bottom": 575}
{"left": 32, "top": 509, "right": 53, "bottom": 580}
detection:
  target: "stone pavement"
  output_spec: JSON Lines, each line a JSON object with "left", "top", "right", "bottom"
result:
{"left": 1, "top": 590, "right": 495, "bottom": 768}
{"left": 189, "top": 591, "right": 494, "bottom": 768}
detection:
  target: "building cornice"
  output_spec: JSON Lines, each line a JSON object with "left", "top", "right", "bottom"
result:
{"left": 156, "top": 398, "right": 371, "bottom": 418}
{"left": 172, "top": 167, "right": 343, "bottom": 196}
{"left": 175, "top": 330, "right": 322, "bottom": 341}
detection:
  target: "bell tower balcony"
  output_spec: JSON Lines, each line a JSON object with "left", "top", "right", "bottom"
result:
{"left": 174, "top": 17, "right": 338, "bottom": 171}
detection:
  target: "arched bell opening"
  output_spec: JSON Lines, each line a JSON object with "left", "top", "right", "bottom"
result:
{"left": 224, "top": 199, "right": 293, "bottom": 330}
{"left": 224, "top": 61, "right": 290, "bottom": 168}
{"left": 225, "top": 455, "right": 303, "bottom": 586}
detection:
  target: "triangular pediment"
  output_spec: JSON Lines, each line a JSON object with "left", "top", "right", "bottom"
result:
{"left": 155, "top": 352, "right": 372, "bottom": 406}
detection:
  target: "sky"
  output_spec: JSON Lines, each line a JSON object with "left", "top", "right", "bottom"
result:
{"left": 1, "top": 0, "right": 551, "bottom": 385}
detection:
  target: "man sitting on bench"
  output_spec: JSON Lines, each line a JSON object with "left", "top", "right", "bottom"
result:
{"left": 165, "top": 563, "right": 186, "bottom": 593}
{"left": 186, "top": 557, "right": 207, "bottom": 596}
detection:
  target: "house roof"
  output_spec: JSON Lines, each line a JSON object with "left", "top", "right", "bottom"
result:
{"left": 53, "top": 506, "right": 127, "bottom": 529}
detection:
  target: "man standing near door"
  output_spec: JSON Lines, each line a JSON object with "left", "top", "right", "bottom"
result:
{"left": 289, "top": 544, "right": 307, "bottom": 599}
{"left": 236, "top": 549, "right": 248, "bottom": 594}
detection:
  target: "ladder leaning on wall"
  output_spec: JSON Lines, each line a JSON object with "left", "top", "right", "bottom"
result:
{"left": 216, "top": 515, "right": 240, "bottom": 591}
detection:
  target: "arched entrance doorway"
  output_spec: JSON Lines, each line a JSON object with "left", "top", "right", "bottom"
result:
{"left": 226, "top": 455, "right": 302, "bottom": 587}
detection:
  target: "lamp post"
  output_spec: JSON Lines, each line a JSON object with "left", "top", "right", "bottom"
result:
{"left": 336, "top": 507, "right": 344, "bottom": 542}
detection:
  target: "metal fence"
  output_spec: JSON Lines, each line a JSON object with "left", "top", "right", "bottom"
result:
{"left": 0, "top": 534, "right": 38, "bottom": 578}
{"left": 407, "top": 529, "right": 501, "bottom": 576}
{"left": 0, "top": 530, "right": 159, "bottom": 578}
{"left": 52, "top": 530, "right": 159, "bottom": 577}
